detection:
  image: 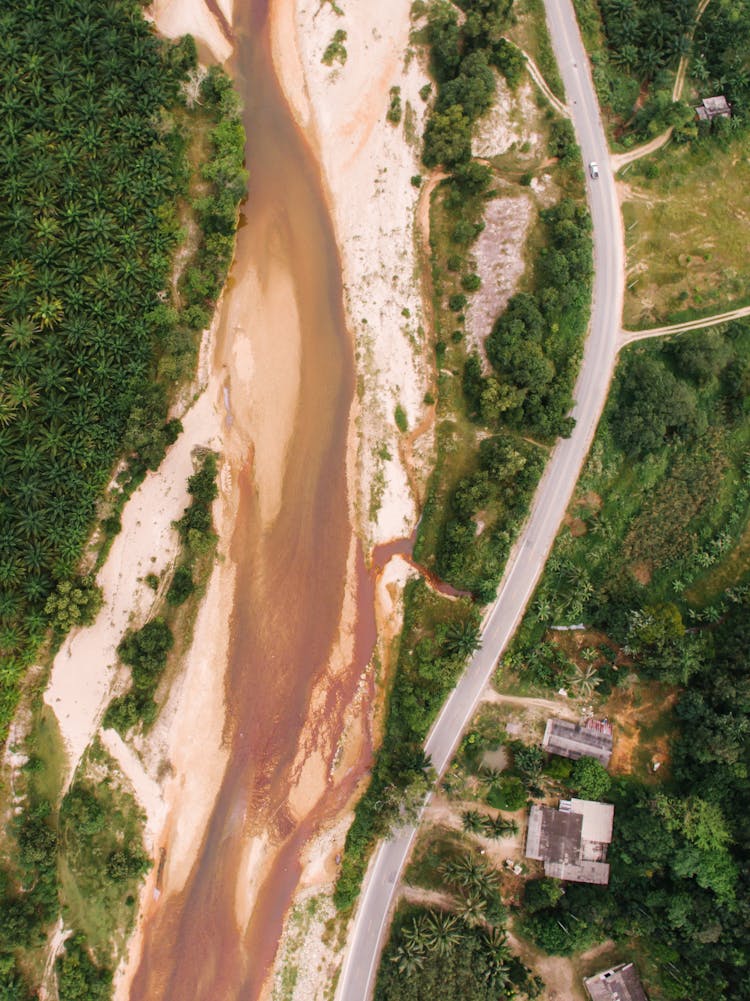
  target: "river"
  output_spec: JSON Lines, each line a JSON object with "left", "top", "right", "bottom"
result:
{"left": 129, "top": 1, "right": 375, "bottom": 997}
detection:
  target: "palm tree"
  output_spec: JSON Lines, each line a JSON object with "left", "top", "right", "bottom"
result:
{"left": 462, "top": 809, "right": 487, "bottom": 835}
{"left": 481, "top": 814, "right": 518, "bottom": 839}
{"left": 422, "top": 912, "right": 463, "bottom": 955}
{"left": 573, "top": 662, "right": 601, "bottom": 699}
{"left": 390, "top": 943, "right": 424, "bottom": 977}
{"left": 444, "top": 619, "right": 482, "bottom": 659}
{"left": 456, "top": 891, "right": 487, "bottom": 927}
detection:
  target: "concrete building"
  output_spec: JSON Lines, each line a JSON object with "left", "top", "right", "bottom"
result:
{"left": 543, "top": 717, "right": 613, "bottom": 766}
{"left": 525, "top": 798, "right": 614, "bottom": 885}
{"left": 584, "top": 962, "right": 648, "bottom": 1001}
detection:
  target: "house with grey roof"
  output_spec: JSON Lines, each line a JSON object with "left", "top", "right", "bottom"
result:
{"left": 525, "top": 798, "right": 614, "bottom": 885}
{"left": 584, "top": 962, "right": 648, "bottom": 1001}
{"left": 543, "top": 717, "right": 613, "bottom": 767}
{"left": 695, "top": 95, "right": 731, "bottom": 121}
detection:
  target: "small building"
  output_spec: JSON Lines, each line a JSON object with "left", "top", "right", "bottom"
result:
{"left": 525, "top": 798, "right": 614, "bottom": 885}
{"left": 584, "top": 962, "right": 648, "bottom": 1001}
{"left": 695, "top": 95, "right": 732, "bottom": 121}
{"left": 543, "top": 717, "right": 613, "bottom": 767}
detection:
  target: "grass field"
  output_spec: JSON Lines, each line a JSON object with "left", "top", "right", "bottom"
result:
{"left": 508, "top": 0, "right": 566, "bottom": 101}
{"left": 621, "top": 136, "right": 750, "bottom": 327}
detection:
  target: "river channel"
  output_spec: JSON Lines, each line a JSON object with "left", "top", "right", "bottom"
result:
{"left": 130, "top": 1, "right": 373, "bottom": 997}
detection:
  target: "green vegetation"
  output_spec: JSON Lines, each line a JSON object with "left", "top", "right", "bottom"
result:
{"left": 104, "top": 618, "right": 174, "bottom": 732}
{"left": 506, "top": 0, "right": 564, "bottom": 99}
{"left": 0, "top": 0, "right": 246, "bottom": 744}
{"left": 622, "top": 135, "right": 750, "bottom": 326}
{"left": 573, "top": 0, "right": 697, "bottom": 144}
{"left": 506, "top": 324, "right": 750, "bottom": 998}
{"left": 58, "top": 743, "right": 149, "bottom": 961}
{"left": 337, "top": 0, "right": 593, "bottom": 911}
{"left": 335, "top": 581, "right": 479, "bottom": 909}
{"left": 508, "top": 322, "right": 750, "bottom": 691}
{"left": 322, "top": 29, "right": 348, "bottom": 66}
{"left": 388, "top": 86, "right": 403, "bottom": 124}
{"left": 105, "top": 450, "right": 219, "bottom": 733}
{"left": 576, "top": 0, "right": 750, "bottom": 146}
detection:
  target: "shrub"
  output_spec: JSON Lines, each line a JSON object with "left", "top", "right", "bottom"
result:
{"left": 487, "top": 776, "right": 526, "bottom": 811}
{"left": 570, "top": 756, "right": 611, "bottom": 800}
{"left": 395, "top": 404, "right": 408, "bottom": 433}
{"left": 166, "top": 565, "right": 195, "bottom": 607}
{"left": 461, "top": 273, "right": 481, "bottom": 291}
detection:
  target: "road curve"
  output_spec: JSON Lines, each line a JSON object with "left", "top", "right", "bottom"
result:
{"left": 335, "top": 3, "right": 624, "bottom": 998}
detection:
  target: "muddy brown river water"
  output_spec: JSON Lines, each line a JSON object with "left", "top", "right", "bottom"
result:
{"left": 130, "top": 2, "right": 377, "bottom": 997}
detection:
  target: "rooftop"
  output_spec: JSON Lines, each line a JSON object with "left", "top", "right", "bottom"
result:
{"left": 695, "top": 95, "right": 731, "bottom": 120}
{"left": 525, "top": 799, "right": 614, "bottom": 885}
{"left": 584, "top": 962, "right": 648, "bottom": 1001}
{"left": 543, "top": 718, "right": 613, "bottom": 766}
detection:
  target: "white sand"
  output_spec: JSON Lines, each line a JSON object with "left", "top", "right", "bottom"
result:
{"left": 473, "top": 75, "right": 545, "bottom": 159}
{"left": 147, "top": 0, "right": 232, "bottom": 63}
{"left": 43, "top": 384, "right": 223, "bottom": 788}
{"left": 465, "top": 194, "right": 534, "bottom": 352}
{"left": 273, "top": 0, "right": 433, "bottom": 546}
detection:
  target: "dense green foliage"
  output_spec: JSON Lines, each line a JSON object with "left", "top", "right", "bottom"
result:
{"left": 519, "top": 597, "right": 750, "bottom": 999}
{"left": 483, "top": 198, "right": 592, "bottom": 439}
{"left": 433, "top": 433, "right": 544, "bottom": 598}
{"left": 376, "top": 900, "right": 541, "bottom": 1001}
{"left": 577, "top": 0, "right": 750, "bottom": 145}
{"left": 56, "top": 936, "right": 112, "bottom": 1001}
{"left": 0, "top": 0, "right": 245, "bottom": 743}
{"left": 693, "top": 0, "right": 750, "bottom": 129}
{"left": 508, "top": 325, "right": 750, "bottom": 998}
{"left": 422, "top": 0, "right": 516, "bottom": 168}
{"left": 335, "top": 582, "right": 479, "bottom": 908}
{"left": 508, "top": 322, "right": 750, "bottom": 694}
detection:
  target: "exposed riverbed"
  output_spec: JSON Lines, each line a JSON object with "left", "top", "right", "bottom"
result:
{"left": 129, "top": 1, "right": 375, "bottom": 997}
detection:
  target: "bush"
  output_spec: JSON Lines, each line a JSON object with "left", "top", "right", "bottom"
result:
{"left": 387, "top": 86, "right": 402, "bottom": 124}
{"left": 487, "top": 776, "right": 526, "bottom": 811}
{"left": 461, "top": 273, "right": 481, "bottom": 291}
{"left": 544, "top": 754, "right": 573, "bottom": 780}
{"left": 166, "top": 565, "right": 195, "bottom": 606}
{"left": 395, "top": 404, "right": 408, "bottom": 433}
{"left": 570, "top": 756, "right": 612, "bottom": 800}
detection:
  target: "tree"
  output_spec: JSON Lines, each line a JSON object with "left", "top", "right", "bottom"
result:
{"left": 422, "top": 104, "right": 472, "bottom": 168}
{"left": 570, "top": 757, "right": 611, "bottom": 800}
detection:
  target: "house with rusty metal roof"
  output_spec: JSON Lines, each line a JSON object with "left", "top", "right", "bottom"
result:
{"left": 584, "top": 962, "right": 648, "bottom": 1001}
{"left": 543, "top": 717, "right": 613, "bottom": 766}
{"left": 525, "top": 798, "right": 614, "bottom": 885}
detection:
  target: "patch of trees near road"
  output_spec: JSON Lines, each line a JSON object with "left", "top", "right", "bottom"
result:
{"left": 507, "top": 322, "right": 750, "bottom": 999}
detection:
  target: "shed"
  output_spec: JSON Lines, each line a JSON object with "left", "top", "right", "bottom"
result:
{"left": 695, "top": 95, "right": 731, "bottom": 121}
{"left": 584, "top": 962, "right": 648, "bottom": 1001}
{"left": 543, "top": 718, "right": 613, "bottom": 766}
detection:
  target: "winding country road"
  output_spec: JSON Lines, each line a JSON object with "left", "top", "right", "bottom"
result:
{"left": 335, "top": 1, "right": 624, "bottom": 997}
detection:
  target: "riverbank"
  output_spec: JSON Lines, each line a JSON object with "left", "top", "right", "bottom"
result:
{"left": 271, "top": 0, "right": 433, "bottom": 548}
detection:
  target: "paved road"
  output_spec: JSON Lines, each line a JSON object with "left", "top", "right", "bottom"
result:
{"left": 335, "top": 2, "right": 624, "bottom": 998}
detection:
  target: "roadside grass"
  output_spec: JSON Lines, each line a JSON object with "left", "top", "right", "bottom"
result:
{"left": 58, "top": 739, "right": 148, "bottom": 965}
{"left": 404, "top": 825, "right": 468, "bottom": 891}
{"left": 508, "top": 0, "right": 565, "bottom": 101}
{"left": 502, "top": 321, "right": 750, "bottom": 695}
{"left": 621, "top": 136, "right": 750, "bottom": 327}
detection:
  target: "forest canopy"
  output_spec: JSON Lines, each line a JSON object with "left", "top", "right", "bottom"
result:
{"left": 0, "top": 0, "right": 245, "bottom": 740}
